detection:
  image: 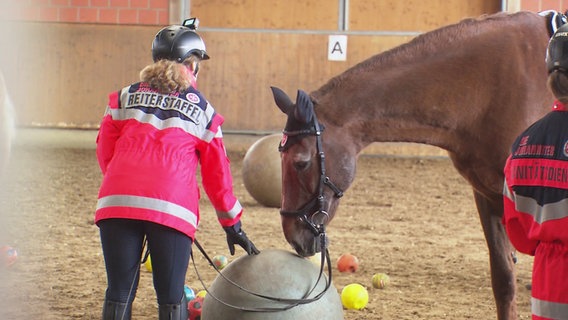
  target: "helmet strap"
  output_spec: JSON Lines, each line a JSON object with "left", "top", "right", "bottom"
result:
{"left": 190, "top": 63, "right": 198, "bottom": 88}
{"left": 181, "top": 63, "right": 198, "bottom": 89}
{"left": 193, "top": 61, "right": 200, "bottom": 76}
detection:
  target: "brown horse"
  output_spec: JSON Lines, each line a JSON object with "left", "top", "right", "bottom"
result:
{"left": 271, "top": 11, "right": 559, "bottom": 320}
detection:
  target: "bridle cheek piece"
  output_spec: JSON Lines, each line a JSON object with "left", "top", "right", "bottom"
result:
{"left": 279, "top": 115, "right": 344, "bottom": 252}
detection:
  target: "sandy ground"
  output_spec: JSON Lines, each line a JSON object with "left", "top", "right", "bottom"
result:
{"left": 0, "top": 129, "right": 533, "bottom": 319}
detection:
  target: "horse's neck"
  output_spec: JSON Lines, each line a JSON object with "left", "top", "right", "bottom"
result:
{"left": 313, "top": 12, "right": 551, "bottom": 157}
{"left": 315, "top": 67, "right": 473, "bottom": 155}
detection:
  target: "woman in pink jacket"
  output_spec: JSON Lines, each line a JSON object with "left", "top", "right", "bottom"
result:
{"left": 503, "top": 24, "right": 568, "bottom": 320}
{"left": 96, "top": 19, "right": 259, "bottom": 320}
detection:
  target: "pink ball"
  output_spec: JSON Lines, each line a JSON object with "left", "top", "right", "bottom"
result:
{"left": 1, "top": 245, "right": 17, "bottom": 267}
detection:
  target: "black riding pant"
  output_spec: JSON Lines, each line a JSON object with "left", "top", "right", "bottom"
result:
{"left": 98, "top": 218, "right": 192, "bottom": 305}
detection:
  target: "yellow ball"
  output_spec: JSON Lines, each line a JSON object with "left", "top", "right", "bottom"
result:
{"left": 144, "top": 254, "right": 152, "bottom": 272}
{"left": 340, "top": 283, "right": 368, "bottom": 310}
{"left": 372, "top": 273, "right": 390, "bottom": 289}
{"left": 196, "top": 290, "right": 207, "bottom": 298}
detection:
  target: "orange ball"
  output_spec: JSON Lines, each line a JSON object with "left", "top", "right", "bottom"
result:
{"left": 337, "top": 253, "right": 359, "bottom": 273}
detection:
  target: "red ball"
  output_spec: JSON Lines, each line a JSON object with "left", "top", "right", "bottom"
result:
{"left": 188, "top": 296, "right": 204, "bottom": 320}
{"left": 337, "top": 253, "right": 359, "bottom": 273}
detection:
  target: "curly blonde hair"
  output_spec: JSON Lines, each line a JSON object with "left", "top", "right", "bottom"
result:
{"left": 140, "top": 56, "right": 199, "bottom": 94}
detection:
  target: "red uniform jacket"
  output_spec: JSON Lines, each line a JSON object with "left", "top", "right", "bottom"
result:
{"left": 503, "top": 101, "right": 568, "bottom": 320}
{"left": 95, "top": 82, "right": 242, "bottom": 239}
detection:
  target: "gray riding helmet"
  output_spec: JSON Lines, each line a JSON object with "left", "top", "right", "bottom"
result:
{"left": 546, "top": 23, "right": 568, "bottom": 73}
{"left": 152, "top": 25, "right": 210, "bottom": 62}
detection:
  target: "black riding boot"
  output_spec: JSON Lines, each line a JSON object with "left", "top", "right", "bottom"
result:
{"left": 158, "top": 295, "right": 188, "bottom": 320}
{"left": 102, "top": 299, "right": 132, "bottom": 320}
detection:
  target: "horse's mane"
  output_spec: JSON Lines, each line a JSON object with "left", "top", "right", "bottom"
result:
{"left": 315, "top": 11, "right": 542, "bottom": 97}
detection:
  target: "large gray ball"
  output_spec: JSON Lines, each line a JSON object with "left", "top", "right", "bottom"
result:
{"left": 201, "top": 249, "right": 344, "bottom": 320}
{"left": 242, "top": 134, "right": 282, "bottom": 207}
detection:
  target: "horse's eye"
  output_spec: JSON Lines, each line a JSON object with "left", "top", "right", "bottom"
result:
{"left": 293, "top": 160, "right": 310, "bottom": 171}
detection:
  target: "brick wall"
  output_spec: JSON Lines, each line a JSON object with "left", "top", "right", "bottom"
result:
{"left": 521, "top": 0, "right": 568, "bottom": 12}
{"left": 1, "top": 1, "right": 568, "bottom": 25}
{"left": 0, "top": 0, "right": 169, "bottom": 25}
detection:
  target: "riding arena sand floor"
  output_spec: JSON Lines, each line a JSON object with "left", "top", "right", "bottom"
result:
{"left": 0, "top": 128, "right": 533, "bottom": 319}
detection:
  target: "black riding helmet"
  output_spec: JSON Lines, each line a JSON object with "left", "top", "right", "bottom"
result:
{"left": 546, "top": 23, "right": 568, "bottom": 73}
{"left": 152, "top": 25, "right": 210, "bottom": 63}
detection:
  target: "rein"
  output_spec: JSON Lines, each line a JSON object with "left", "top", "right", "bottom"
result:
{"left": 184, "top": 114, "right": 343, "bottom": 312}
{"left": 191, "top": 238, "right": 333, "bottom": 312}
{"left": 185, "top": 114, "right": 342, "bottom": 312}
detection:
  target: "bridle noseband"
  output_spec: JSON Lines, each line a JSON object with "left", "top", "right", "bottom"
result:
{"left": 279, "top": 113, "right": 344, "bottom": 247}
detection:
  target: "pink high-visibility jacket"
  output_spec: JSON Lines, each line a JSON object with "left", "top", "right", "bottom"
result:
{"left": 95, "top": 82, "right": 242, "bottom": 239}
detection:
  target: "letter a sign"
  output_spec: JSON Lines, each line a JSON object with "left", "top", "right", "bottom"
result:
{"left": 328, "top": 35, "right": 347, "bottom": 61}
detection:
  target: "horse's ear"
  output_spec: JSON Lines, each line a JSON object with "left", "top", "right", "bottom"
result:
{"left": 294, "top": 90, "right": 314, "bottom": 124}
{"left": 271, "top": 86, "right": 294, "bottom": 114}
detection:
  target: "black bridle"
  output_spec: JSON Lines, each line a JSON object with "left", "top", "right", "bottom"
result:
{"left": 279, "top": 113, "right": 344, "bottom": 247}
{"left": 185, "top": 114, "right": 344, "bottom": 313}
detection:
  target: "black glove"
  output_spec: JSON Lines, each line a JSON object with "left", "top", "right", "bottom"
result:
{"left": 223, "top": 221, "right": 260, "bottom": 255}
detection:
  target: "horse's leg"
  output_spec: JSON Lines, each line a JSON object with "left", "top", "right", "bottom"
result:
{"left": 473, "top": 191, "right": 517, "bottom": 320}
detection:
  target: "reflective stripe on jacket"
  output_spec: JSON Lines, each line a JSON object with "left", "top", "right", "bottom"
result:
{"left": 95, "top": 82, "right": 242, "bottom": 239}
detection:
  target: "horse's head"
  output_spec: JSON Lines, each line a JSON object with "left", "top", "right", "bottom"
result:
{"left": 271, "top": 86, "right": 356, "bottom": 257}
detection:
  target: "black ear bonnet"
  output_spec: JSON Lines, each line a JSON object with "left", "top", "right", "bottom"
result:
{"left": 279, "top": 90, "right": 322, "bottom": 151}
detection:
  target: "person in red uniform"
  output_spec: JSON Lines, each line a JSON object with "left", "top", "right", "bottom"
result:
{"left": 503, "top": 23, "right": 568, "bottom": 320}
{"left": 95, "top": 19, "right": 259, "bottom": 320}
